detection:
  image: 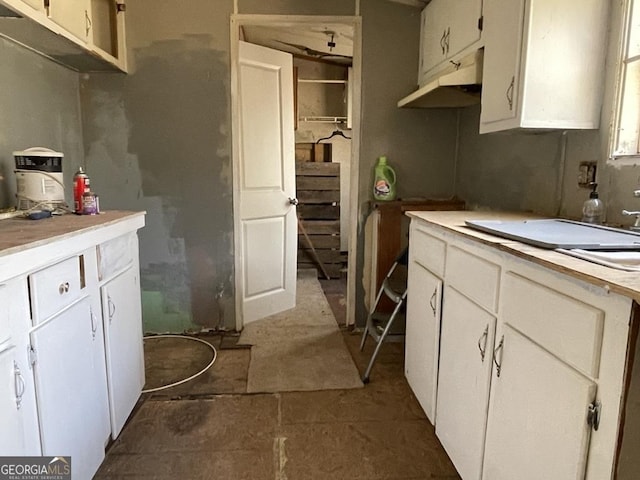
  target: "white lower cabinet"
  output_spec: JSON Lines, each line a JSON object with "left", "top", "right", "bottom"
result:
{"left": 407, "top": 216, "right": 633, "bottom": 480}
{"left": 0, "top": 212, "right": 145, "bottom": 477}
{"left": 31, "top": 296, "right": 109, "bottom": 479}
{"left": 102, "top": 265, "right": 145, "bottom": 439}
{"left": 405, "top": 260, "right": 442, "bottom": 423}
{"left": 483, "top": 324, "right": 596, "bottom": 480}
{"left": 436, "top": 286, "right": 495, "bottom": 480}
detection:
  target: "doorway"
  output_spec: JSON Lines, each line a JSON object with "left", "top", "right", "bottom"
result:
{"left": 230, "top": 15, "right": 362, "bottom": 331}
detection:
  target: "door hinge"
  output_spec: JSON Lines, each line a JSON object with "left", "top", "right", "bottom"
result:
{"left": 587, "top": 400, "right": 601, "bottom": 431}
{"left": 478, "top": 16, "right": 484, "bottom": 31}
{"left": 116, "top": 1, "right": 126, "bottom": 13}
{"left": 28, "top": 345, "right": 37, "bottom": 367}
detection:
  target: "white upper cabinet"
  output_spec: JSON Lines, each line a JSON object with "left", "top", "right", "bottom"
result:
{"left": 0, "top": 0, "right": 127, "bottom": 72}
{"left": 48, "top": 0, "right": 91, "bottom": 42}
{"left": 480, "top": 0, "right": 609, "bottom": 133}
{"left": 419, "top": 0, "right": 483, "bottom": 85}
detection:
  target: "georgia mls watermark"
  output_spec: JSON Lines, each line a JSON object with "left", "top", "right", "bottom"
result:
{"left": 0, "top": 457, "right": 71, "bottom": 480}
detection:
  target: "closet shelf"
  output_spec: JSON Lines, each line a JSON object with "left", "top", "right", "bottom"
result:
{"left": 298, "top": 79, "right": 347, "bottom": 84}
{"left": 299, "top": 116, "right": 348, "bottom": 124}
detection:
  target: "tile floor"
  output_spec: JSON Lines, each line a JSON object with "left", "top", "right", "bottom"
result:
{"left": 96, "top": 278, "right": 459, "bottom": 480}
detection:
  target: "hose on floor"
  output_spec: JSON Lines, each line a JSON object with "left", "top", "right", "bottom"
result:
{"left": 141, "top": 334, "right": 218, "bottom": 393}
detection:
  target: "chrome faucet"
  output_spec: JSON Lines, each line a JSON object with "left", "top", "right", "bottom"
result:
{"left": 622, "top": 190, "right": 640, "bottom": 231}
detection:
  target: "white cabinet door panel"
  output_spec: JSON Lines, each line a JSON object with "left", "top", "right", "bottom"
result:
{"left": 405, "top": 262, "right": 441, "bottom": 423}
{"left": 436, "top": 287, "right": 496, "bottom": 480}
{"left": 480, "top": 0, "right": 525, "bottom": 126}
{"left": 48, "top": 0, "right": 91, "bottom": 41}
{"left": 419, "top": 0, "right": 483, "bottom": 83}
{"left": 31, "top": 297, "right": 107, "bottom": 480}
{"left": 0, "top": 345, "right": 40, "bottom": 456}
{"left": 483, "top": 325, "right": 596, "bottom": 480}
{"left": 447, "top": 0, "right": 483, "bottom": 59}
{"left": 102, "top": 265, "right": 145, "bottom": 439}
{"left": 420, "top": 0, "right": 449, "bottom": 79}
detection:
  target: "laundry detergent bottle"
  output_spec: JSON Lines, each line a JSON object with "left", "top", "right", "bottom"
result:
{"left": 373, "top": 156, "right": 397, "bottom": 201}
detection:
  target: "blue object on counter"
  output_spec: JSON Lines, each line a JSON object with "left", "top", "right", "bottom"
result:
{"left": 28, "top": 210, "right": 52, "bottom": 220}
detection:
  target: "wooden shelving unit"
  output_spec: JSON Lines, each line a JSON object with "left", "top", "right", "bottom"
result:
{"left": 296, "top": 161, "right": 344, "bottom": 278}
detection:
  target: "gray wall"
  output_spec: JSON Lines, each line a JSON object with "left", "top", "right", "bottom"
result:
{"left": 79, "top": 0, "right": 456, "bottom": 331}
{"left": 456, "top": 106, "right": 601, "bottom": 218}
{"left": 0, "top": 39, "right": 83, "bottom": 210}
{"left": 81, "top": 0, "right": 234, "bottom": 333}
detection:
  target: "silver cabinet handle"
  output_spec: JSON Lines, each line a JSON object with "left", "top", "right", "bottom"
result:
{"left": 85, "top": 9, "right": 92, "bottom": 37}
{"left": 444, "top": 27, "right": 450, "bottom": 55}
{"left": 478, "top": 325, "right": 489, "bottom": 362}
{"left": 288, "top": 197, "right": 299, "bottom": 206}
{"left": 506, "top": 76, "right": 515, "bottom": 111}
{"left": 90, "top": 306, "right": 98, "bottom": 340}
{"left": 493, "top": 335, "right": 505, "bottom": 377}
{"left": 14, "top": 362, "right": 25, "bottom": 410}
{"left": 429, "top": 287, "right": 438, "bottom": 316}
{"left": 108, "top": 295, "right": 116, "bottom": 323}
{"left": 58, "top": 282, "right": 70, "bottom": 295}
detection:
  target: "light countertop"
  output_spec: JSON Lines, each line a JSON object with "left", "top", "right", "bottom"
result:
{"left": 0, "top": 210, "right": 145, "bottom": 258}
{"left": 406, "top": 210, "right": 640, "bottom": 303}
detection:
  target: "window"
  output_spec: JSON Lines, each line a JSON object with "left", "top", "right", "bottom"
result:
{"left": 613, "top": 0, "right": 640, "bottom": 158}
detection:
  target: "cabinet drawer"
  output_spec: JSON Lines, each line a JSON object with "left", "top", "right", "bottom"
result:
{"left": 98, "top": 233, "right": 136, "bottom": 281}
{"left": 446, "top": 245, "right": 500, "bottom": 312}
{"left": 410, "top": 224, "right": 446, "bottom": 277}
{"left": 29, "top": 256, "right": 85, "bottom": 323}
{"left": 501, "top": 273, "right": 604, "bottom": 377}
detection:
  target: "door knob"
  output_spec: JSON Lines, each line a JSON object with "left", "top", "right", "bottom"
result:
{"left": 288, "top": 197, "right": 299, "bottom": 206}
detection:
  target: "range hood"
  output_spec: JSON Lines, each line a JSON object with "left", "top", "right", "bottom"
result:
{"left": 398, "top": 49, "right": 483, "bottom": 108}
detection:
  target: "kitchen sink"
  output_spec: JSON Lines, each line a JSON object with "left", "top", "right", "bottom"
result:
{"left": 556, "top": 248, "right": 640, "bottom": 271}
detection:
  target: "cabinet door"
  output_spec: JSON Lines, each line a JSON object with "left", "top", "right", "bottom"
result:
{"left": 48, "top": 0, "right": 91, "bottom": 41}
{"left": 0, "top": 346, "right": 33, "bottom": 455}
{"left": 420, "top": 0, "right": 450, "bottom": 80}
{"left": 405, "top": 261, "right": 441, "bottom": 423}
{"left": 479, "top": 0, "right": 525, "bottom": 128}
{"left": 483, "top": 325, "right": 596, "bottom": 480}
{"left": 31, "top": 297, "right": 108, "bottom": 480}
{"left": 0, "top": 279, "right": 40, "bottom": 456}
{"left": 447, "top": 0, "right": 483, "bottom": 59}
{"left": 435, "top": 286, "right": 496, "bottom": 480}
{"left": 21, "top": 0, "right": 45, "bottom": 11}
{"left": 90, "top": 0, "right": 120, "bottom": 58}
{"left": 102, "top": 265, "right": 145, "bottom": 439}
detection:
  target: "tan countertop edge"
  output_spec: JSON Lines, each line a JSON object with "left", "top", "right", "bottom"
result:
{"left": 407, "top": 210, "right": 640, "bottom": 304}
{"left": 0, "top": 210, "right": 146, "bottom": 258}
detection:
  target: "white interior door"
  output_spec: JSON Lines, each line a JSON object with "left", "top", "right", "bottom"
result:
{"left": 237, "top": 41, "right": 297, "bottom": 325}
